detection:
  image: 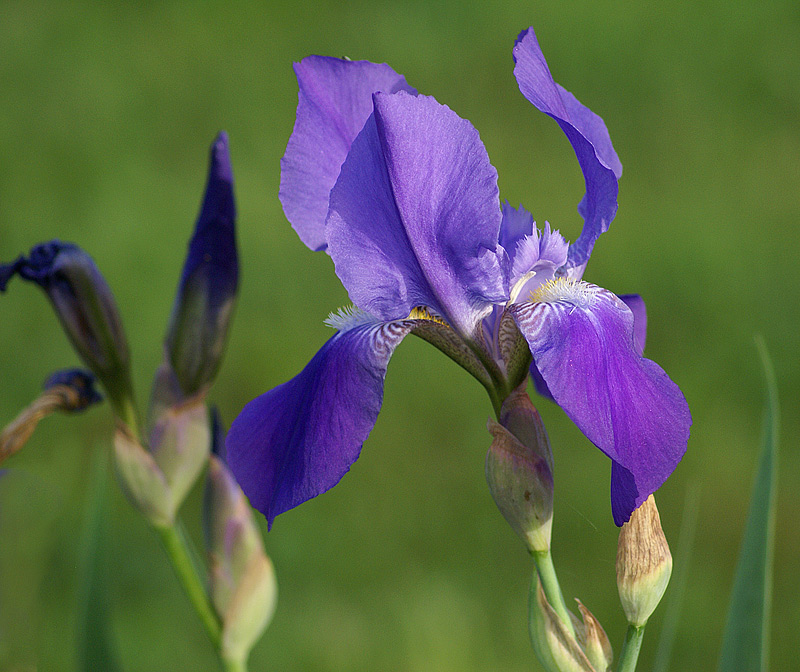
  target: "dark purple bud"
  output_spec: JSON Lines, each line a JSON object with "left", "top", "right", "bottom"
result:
{"left": 43, "top": 368, "right": 103, "bottom": 411}
{"left": 0, "top": 241, "right": 133, "bottom": 418}
{"left": 209, "top": 406, "right": 227, "bottom": 463}
{"left": 165, "top": 132, "right": 238, "bottom": 397}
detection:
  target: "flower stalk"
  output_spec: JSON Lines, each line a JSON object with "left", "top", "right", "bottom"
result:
{"left": 532, "top": 550, "right": 576, "bottom": 640}
{"left": 155, "top": 520, "right": 223, "bottom": 649}
{"left": 616, "top": 625, "right": 645, "bottom": 672}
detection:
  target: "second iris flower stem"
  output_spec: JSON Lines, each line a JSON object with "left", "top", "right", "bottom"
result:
{"left": 616, "top": 624, "right": 645, "bottom": 672}
{"left": 532, "top": 549, "right": 576, "bottom": 639}
{"left": 155, "top": 520, "right": 222, "bottom": 649}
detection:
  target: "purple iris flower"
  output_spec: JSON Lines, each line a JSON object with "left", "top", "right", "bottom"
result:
{"left": 228, "top": 27, "right": 691, "bottom": 528}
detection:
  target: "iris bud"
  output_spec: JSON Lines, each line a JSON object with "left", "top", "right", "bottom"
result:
{"left": 485, "top": 386, "right": 554, "bottom": 553}
{"left": 113, "top": 425, "right": 172, "bottom": 527}
{"left": 616, "top": 494, "right": 672, "bottom": 627}
{"left": 204, "top": 441, "right": 276, "bottom": 666}
{"left": 0, "top": 242, "right": 133, "bottom": 419}
{"left": 528, "top": 579, "right": 597, "bottom": 672}
{"left": 574, "top": 600, "right": 613, "bottom": 672}
{"left": 165, "top": 132, "right": 238, "bottom": 398}
{"left": 114, "top": 389, "right": 210, "bottom": 526}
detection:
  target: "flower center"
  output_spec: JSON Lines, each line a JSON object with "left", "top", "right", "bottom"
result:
{"left": 530, "top": 277, "right": 598, "bottom": 308}
{"left": 408, "top": 306, "right": 449, "bottom": 327}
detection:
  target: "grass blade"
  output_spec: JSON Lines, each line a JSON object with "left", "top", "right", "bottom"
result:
{"left": 76, "top": 450, "right": 122, "bottom": 672}
{"left": 718, "top": 336, "right": 779, "bottom": 672}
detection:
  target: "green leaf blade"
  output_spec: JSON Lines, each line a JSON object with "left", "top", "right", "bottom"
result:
{"left": 718, "top": 337, "right": 779, "bottom": 672}
{"left": 76, "top": 450, "right": 123, "bottom": 672}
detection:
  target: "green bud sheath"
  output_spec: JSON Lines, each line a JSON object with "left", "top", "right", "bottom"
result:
{"left": 204, "top": 455, "right": 277, "bottom": 665}
{"left": 529, "top": 578, "right": 597, "bottom": 672}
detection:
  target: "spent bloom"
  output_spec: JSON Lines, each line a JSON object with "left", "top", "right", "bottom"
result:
{"left": 0, "top": 241, "right": 133, "bottom": 418}
{"left": 227, "top": 27, "right": 691, "bottom": 527}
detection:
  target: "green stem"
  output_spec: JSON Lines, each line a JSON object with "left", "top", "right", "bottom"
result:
{"left": 617, "top": 624, "right": 646, "bottom": 672}
{"left": 112, "top": 393, "right": 141, "bottom": 440}
{"left": 222, "top": 658, "right": 248, "bottom": 672}
{"left": 532, "top": 549, "right": 576, "bottom": 638}
{"left": 155, "top": 521, "right": 222, "bottom": 649}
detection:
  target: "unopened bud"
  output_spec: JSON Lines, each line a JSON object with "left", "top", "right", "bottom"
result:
{"left": 616, "top": 495, "right": 672, "bottom": 626}
{"left": 528, "top": 579, "right": 596, "bottom": 672}
{"left": 574, "top": 600, "right": 613, "bottom": 672}
{"left": 148, "top": 394, "right": 211, "bottom": 518}
{"left": 205, "top": 453, "right": 276, "bottom": 665}
{"left": 0, "top": 241, "right": 133, "bottom": 417}
{"left": 113, "top": 425, "right": 172, "bottom": 526}
{"left": 1, "top": 369, "right": 102, "bottom": 464}
{"left": 486, "top": 387, "right": 553, "bottom": 552}
{"left": 114, "top": 393, "right": 210, "bottom": 526}
{"left": 166, "top": 132, "right": 238, "bottom": 398}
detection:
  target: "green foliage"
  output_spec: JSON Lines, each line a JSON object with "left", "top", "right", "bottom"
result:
{"left": 718, "top": 339, "right": 779, "bottom": 672}
{"left": 76, "top": 451, "right": 122, "bottom": 672}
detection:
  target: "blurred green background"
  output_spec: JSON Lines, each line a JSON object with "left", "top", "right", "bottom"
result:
{"left": 0, "top": 1, "right": 797, "bottom": 670}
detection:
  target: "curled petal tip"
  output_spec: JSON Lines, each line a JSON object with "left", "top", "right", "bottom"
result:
{"left": 512, "top": 26, "right": 621, "bottom": 268}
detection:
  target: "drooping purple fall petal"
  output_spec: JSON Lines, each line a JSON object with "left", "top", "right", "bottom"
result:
{"left": 513, "top": 27, "right": 622, "bottom": 269}
{"left": 511, "top": 282, "right": 690, "bottom": 524}
{"left": 226, "top": 315, "right": 414, "bottom": 527}
{"left": 326, "top": 91, "right": 507, "bottom": 337}
{"left": 280, "top": 57, "right": 416, "bottom": 252}
{"left": 530, "top": 291, "right": 647, "bottom": 400}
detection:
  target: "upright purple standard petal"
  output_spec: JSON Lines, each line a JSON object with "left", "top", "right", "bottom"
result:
{"left": 280, "top": 57, "right": 416, "bottom": 251}
{"left": 226, "top": 315, "right": 414, "bottom": 527}
{"left": 513, "top": 27, "right": 622, "bottom": 269}
{"left": 499, "top": 202, "right": 534, "bottom": 268}
{"left": 326, "top": 92, "right": 507, "bottom": 337}
{"left": 511, "top": 283, "right": 690, "bottom": 525}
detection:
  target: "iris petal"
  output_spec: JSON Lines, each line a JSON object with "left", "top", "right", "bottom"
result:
{"left": 226, "top": 316, "right": 414, "bottom": 527}
{"left": 513, "top": 27, "right": 622, "bottom": 268}
{"left": 619, "top": 294, "right": 647, "bottom": 355}
{"left": 326, "top": 91, "right": 507, "bottom": 337}
{"left": 280, "top": 56, "right": 416, "bottom": 251}
{"left": 499, "top": 201, "right": 534, "bottom": 272}
{"left": 511, "top": 285, "right": 690, "bottom": 524}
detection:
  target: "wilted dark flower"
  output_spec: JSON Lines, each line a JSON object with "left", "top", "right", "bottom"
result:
{"left": 1, "top": 368, "right": 102, "bottom": 464}
{"left": 0, "top": 241, "right": 133, "bottom": 418}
